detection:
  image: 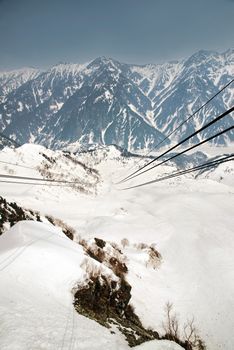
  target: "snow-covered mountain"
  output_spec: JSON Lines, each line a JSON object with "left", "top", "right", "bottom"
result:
{"left": 0, "top": 67, "right": 40, "bottom": 104}
{"left": 151, "top": 50, "right": 234, "bottom": 145}
{"left": 0, "top": 49, "right": 233, "bottom": 151}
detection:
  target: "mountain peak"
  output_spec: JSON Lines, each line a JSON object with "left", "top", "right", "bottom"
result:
{"left": 88, "top": 56, "right": 121, "bottom": 70}
{"left": 0, "top": 49, "right": 233, "bottom": 150}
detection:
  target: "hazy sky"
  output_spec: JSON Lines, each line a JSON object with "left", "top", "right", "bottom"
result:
{"left": 0, "top": 0, "right": 233, "bottom": 70}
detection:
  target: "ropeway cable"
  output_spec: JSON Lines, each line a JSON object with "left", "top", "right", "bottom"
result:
{"left": 118, "top": 107, "right": 234, "bottom": 183}
{"left": 120, "top": 153, "right": 234, "bottom": 190}
{"left": 118, "top": 125, "right": 234, "bottom": 184}
{"left": 117, "top": 78, "right": 234, "bottom": 179}
{"left": 0, "top": 180, "right": 75, "bottom": 187}
{"left": 0, "top": 173, "right": 82, "bottom": 184}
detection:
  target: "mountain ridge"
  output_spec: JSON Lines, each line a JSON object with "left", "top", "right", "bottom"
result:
{"left": 0, "top": 48, "right": 233, "bottom": 151}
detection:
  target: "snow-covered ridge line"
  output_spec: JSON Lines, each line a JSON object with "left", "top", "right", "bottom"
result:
{"left": 0, "top": 67, "right": 39, "bottom": 76}
{"left": 0, "top": 48, "right": 233, "bottom": 151}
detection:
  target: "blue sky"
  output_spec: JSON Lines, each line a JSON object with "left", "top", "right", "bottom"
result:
{"left": 0, "top": 0, "right": 233, "bottom": 70}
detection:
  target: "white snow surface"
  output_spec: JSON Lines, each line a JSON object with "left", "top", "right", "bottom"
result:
{"left": 0, "top": 221, "right": 130, "bottom": 350}
{"left": 0, "top": 143, "right": 234, "bottom": 350}
{"left": 135, "top": 340, "right": 183, "bottom": 350}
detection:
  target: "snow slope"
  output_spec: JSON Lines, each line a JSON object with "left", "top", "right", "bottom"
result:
{"left": 0, "top": 144, "right": 234, "bottom": 349}
{"left": 0, "top": 219, "right": 182, "bottom": 350}
{"left": 0, "top": 221, "right": 130, "bottom": 350}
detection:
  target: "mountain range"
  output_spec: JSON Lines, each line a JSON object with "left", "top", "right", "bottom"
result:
{"left": 0, "top": 49, "right": 233, "bottom": 151}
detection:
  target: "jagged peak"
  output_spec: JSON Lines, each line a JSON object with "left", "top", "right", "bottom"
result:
{"left": 183, "top": 49, "right": 219, "bottom": 66}
{"left": 0, "top": 66, "right": 40, "bottom": 77}
{"left": 183, "top": 48, "right": 234, "bottom": 68}
{"left": 48, "top": 62, "right": 87, "bottom": 75}
{"left": 87, "top": 56, "right": 122, "bottom": 71}
{"left": 90, "top": 56, "right": 117, "bottom": 64}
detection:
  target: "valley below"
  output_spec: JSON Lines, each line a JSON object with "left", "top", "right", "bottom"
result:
{"left": 0, "top": 143, "right": 233, "bottom": 350}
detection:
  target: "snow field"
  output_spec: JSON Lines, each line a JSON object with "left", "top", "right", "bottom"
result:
{"left": 0, "top": 144, "right": 233, "bottom": 349}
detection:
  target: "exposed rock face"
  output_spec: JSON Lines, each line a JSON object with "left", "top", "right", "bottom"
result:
{"left": 0, "top": 196, "right": 74, "bottom": 239}
{"left": 74, "top": 274, "right": 159, "bottom": 347}
{"left": 73, "top": 236, "right": 161, "bottom": 347}
{"left": 73, "top": 237, "right": 205, "bottom": 349}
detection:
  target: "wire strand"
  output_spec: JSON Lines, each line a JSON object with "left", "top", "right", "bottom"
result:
{"left": 118, "top": 107, "right": 234, "bottom": 183}
{"left": 120, "top": 125, "right": 234, "bottom": 183}
{"left": 0, "top": 180, "right": 74, "bottom": 187}
{"left": 121, "top": 154, "right": 234, "bottom": 190}
{"left": 0, "top": 160, "right": 36, "bottom": 170}
{"left": 0, "top": 173, "right": 82, "bottom": 184}
{"left": 116, "top": 78, "right": 234, "bottom": 181}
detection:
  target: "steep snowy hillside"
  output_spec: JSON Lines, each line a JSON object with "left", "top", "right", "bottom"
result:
{"left": 0, "top": 67, "right": 39, "bottom": 104}
{"left": 152, "top": 50, "right": 234, "bottom": 145}
{"left": 1, "top": 58, "right": 166, "bottom": 150}
{"left": 0, "top": 49, "right": 233, "bottom": 150}
{"left": 0, "top": 221, "right": 128, "bottom": 350}
{"left": 0, "top": 144, "right": 233, "bottom": 350}
{"left": 0, "top": 220, "right": 185, "bottom": 350}
{"left": 0, "top": 62, "right": 87, "bottom": 138}
{"left": 0, "top": 144, "right": 100, "bottom": 195}
{"left": 127, "top": 61, "right": 182, "bottom": 100}
{"left": 39, "top": 58, "right": 165, "bottom": 150}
